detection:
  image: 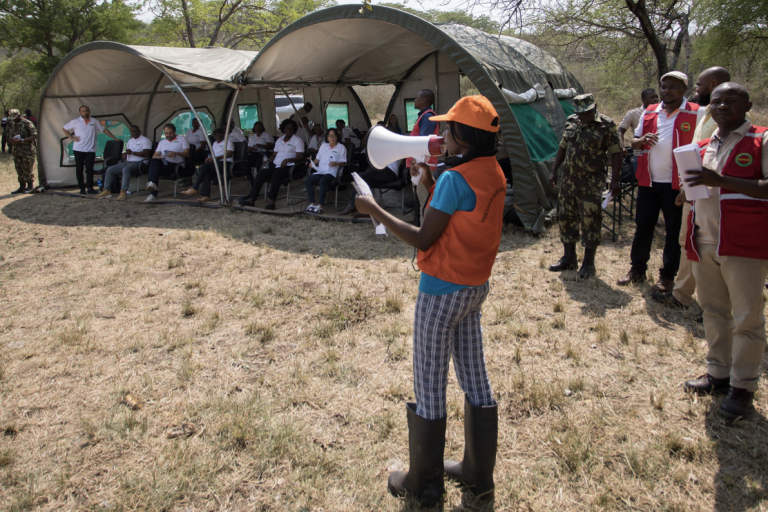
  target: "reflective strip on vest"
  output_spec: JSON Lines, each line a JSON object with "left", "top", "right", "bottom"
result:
{"left": 720, "top": 193, "right": 768, "bottom": 202}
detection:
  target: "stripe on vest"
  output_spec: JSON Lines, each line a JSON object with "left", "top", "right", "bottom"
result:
{"left": 720, "top": 193, "right": 768, "bottom": 202}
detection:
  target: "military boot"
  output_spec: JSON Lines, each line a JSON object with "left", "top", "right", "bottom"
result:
{"left": 549, "top": 242, "right": 578, "bottom": 272}
{"left": 11, "top": 183, "right": 25, "bottom": 194}
{"left": 578, "top": 246, "right": 597, "bottom": 279}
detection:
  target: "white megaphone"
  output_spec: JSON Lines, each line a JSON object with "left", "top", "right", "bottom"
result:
{"left": 366, "top": 125, "right": 445, "bottom": 170}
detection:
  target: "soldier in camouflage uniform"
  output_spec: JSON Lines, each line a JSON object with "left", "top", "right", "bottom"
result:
{"left": 7, "top": 109, "right": 38, "bottom": 194}
{"left": 548, "top": 94, "right": 623, "bottom": 278}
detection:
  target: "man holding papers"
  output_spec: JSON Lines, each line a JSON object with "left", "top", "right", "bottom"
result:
{"left": 548, "top": 94, "right": 622, "bottom": 279}
{"left": 681, "top": 83, "right": 768, "bottom": 419}
{"left": 618, "top": 72, "right": 703, "bottom": 290}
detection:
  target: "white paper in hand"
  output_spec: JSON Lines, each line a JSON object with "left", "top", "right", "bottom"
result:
{"left": 375, "top": 223, "right": 387, "bottom": 236}
{"left": 309, "top": 159, "right": 319, "bottom": 172}
{"left": 351, "top": 172, "right": 383, "bottom": 233}
{"left": 601, "top": 191, "right": 613, "bottom": 209}
{"left": 673, "top": 143, "right": 710, "bottom": 201}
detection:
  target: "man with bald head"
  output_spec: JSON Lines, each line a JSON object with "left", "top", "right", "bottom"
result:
{"left": 681, "top": 82, "right": 768, "bottom": 419}
{"left": 654, "top": 67, "right": 735, "bottom": 312}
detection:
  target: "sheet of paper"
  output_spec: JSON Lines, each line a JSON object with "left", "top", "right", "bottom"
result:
{"left": 601, "top": 191, "right": 613, "bottom": 209}
{"left": 673, "top": 143, "right": 710, "bottom": 201}
{"left": 309, "top": 159, "right": 319, "bottom": 171}
{"left": 411, "top": 166, "right": 424, "bottom": 186}
{"left": 375, "top": 223, "right": 387, "bottom": 236}
{"left": 351, "top": 172, "right": 381, "bottom": 232}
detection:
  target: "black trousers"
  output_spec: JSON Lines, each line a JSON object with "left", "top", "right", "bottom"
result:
{"left": 74, "top": 150, "right": 96, "bottom": 189}
{"left": 194, "top": 162, "right": 224, "bottom": 198}
{"left": 147, "top": 160, "right": 179, "bottom": 197}
{"left": 248, "top": 163, "right": 291, "bottom": 201}
{"left": 630, "top": 183, "right": 683, "bottom": 280}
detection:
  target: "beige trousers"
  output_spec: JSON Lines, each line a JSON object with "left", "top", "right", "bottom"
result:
{"left": 692, "top": 244, "right": 768, "bottom": 391}
{"left": 672, "top": 202, "right": 696, "bottom": 306}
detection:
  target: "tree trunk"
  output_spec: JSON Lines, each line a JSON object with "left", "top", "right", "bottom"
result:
{"left": 624, "top": 0, "right": 668, "bottom": 78}
{"left": 180, "top": 0, "right": 196, "bottom": 48}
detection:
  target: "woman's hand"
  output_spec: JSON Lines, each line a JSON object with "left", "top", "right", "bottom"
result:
{"left": 168, "top": 151, "right": 177, "bottom": 158}
{"left": 410, "top": 162, "right": 429, "bottom": 178}
{"left": 355, "top": 195, "right": 378, "bottom": 215}
{"left": 685, "top": 168, "right": 722, "bottom": 188}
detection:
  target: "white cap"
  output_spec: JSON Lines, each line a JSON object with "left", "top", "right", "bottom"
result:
{"left": 660, "top": 71, "right": 689, "bottom": 87}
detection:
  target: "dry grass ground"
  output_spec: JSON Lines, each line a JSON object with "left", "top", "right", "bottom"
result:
{"left": 1, "top": 153, "right": 767, "bottom": 512}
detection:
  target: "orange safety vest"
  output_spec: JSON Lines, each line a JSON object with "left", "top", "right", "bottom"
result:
{"left": 409, "top": 109, "right": 440, "bottom": 169}
{"left": 417, "top": 157, "right": 507, "bottom": 286}
{"left": 685, "top": 125, "right": 768, "bottom": 261}
{"left": 635, "top": 102, "right": 700, "bottom": 190}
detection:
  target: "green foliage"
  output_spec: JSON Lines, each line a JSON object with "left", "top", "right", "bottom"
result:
{"left": 379, "top": 2, "right": 500, "bottom": 32}
{"left": 0, "top": 54, "right": 43, "bottom": 112}
{"left": 144, "top": 0, "right": 334, "bottom": 49}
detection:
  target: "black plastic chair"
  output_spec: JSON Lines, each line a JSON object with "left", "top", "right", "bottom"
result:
{"left": 370, "top": 160, "right": 408, "bottom": 212}
{"left": 93, "top": 139, "right": 124, "bottom": 182}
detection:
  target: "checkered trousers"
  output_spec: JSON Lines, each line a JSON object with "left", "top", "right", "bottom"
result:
{"left": 413, "top": 282, "right": 496, "bottom": 420}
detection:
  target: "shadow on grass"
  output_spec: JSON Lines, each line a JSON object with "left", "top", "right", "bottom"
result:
{"left": 705, "top": 390, "right": 768, "bottom": 512}
{"left": 557, "top": 273, "right": 632, "bottom": 317}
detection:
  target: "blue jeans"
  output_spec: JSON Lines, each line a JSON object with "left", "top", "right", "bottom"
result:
{"left": 105, "top": 160, "right": 142, "bottom": 192}
{"left": 305, "top": 173, "right": 335, "bottom": 204}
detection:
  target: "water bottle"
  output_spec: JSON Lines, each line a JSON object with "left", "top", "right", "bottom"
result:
{"left": 97, "top": 179, "right": 103, "bottom": 191}
{"left": 262, "top": 154, "right": 268, "bottom": 168}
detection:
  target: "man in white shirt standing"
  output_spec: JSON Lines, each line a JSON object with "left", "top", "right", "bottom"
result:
{"left": 617, "top": 72, "right": 703, "bottom": 291}
{"left": 62, "top": 105, "right": 119, "bottom": 194}
{"left": 96, "top": 125, "right": 153, "bottom": 200}
{"left": 185, "top": 118, "right": 209, "bottom": 163}
{"left": 144, "top": 123, "right": 190, "bottom": 202}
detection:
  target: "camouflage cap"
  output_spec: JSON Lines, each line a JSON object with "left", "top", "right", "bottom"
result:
{"left": 7, "top": 109, "right": 19, "bottom": 120}
{"left": 573, "top": 94, "right": 596, "bottom": 113}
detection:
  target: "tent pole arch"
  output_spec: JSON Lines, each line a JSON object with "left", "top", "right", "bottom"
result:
{"left": 144, "top": 75, "right": 165, "bottom": 135}
{"left": 149, "top": 63, "right": 225, "bottom": 203}
{"left": 222, "top": 86, "right": 242, "bottom": 204}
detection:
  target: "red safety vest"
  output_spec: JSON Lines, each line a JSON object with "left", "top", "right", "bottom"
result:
{"left": 685, "top": 125, "right": 768, "bottom": 261}
{"left": 635, "top": 102, "right": 700, "bottom": 190}
{"left": 409, "top": 109, "right": 440, "bottom": 169}
{"left": 417, "top": 157, "right": 507, "bottom": 286}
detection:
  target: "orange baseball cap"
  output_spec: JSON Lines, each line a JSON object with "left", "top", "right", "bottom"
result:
{"left": 429, "top": 95, "right": 500, "bottom": 133}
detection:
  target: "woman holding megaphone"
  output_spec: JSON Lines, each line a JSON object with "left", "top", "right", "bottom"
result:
{"left": 355, "top": 95, "right": 507, "bottom": 506}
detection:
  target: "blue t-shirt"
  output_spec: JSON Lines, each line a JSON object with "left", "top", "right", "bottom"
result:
{"left": 419, "top": 170, "right": 479, "bottom": 295}
{"left": 417, "top": 108, "right": 438, "bottom": 136}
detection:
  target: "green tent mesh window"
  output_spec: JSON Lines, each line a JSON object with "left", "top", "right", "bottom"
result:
{"left": 238, "top": 104, "right": 260, "bottom": 132}
{"left": 559, "top": 99, "right": 575, "bottom": 117}
{"left": 326, "top": 103, "right": 349, "bottom": 129}
{"left": 509, "top": 103, "right": 560, "bottom": 163}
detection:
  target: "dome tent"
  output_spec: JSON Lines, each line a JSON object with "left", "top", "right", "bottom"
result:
{"left": 37, "top": 6, "right": 582, "bottom": 229}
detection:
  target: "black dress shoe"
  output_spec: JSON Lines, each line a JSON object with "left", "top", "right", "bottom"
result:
{"left": 338, "top": 204, "right": 357, "bottom": 216}
{"left": 684, "top": 374, "right": 730, "bottom": 395}
{"left": 79, "top": 188, "right": 87, "bottom": 195}
{"left": 264, "top": 202, "right": 276, "bottom": 210}
{"left": 86, "top": 188, "right": 99, "bottom": 195}
{"left": 652, "top": 291, "right": 689, "bottom": 310}
{"left": 238, "top": 197, "right": 255, "bottom": 207}
{"left": 720, "top": 387, "right": 755, "bottom": 419}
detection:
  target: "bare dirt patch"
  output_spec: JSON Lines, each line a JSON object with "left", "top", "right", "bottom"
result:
{"left": 0, "top": 155, "right": 766, "bottom": 511}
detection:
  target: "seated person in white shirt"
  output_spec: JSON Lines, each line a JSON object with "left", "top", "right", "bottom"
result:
{"left": 304, "top": 128, "right": 347, "bottom": 214}
{"left": 305, "top": 124, "right": 325, "bottom": 160}
{"left": 335, "top": 119, "right": 360, "bottom": 149}
{"left": 246, "top": 121, "right": 275, "bottom": 172}
{"left": 227, "top": 121, "right": 247, "bottom": 143}
{"left": 145, "top": 123, "right": 191, "bottom": 202}
{"left": 181, "top": 128, "right": 233, "bottom": 204}
{"left": 238, "top": 118, "right": 305, "bottom": 209}
{"left": 185, "top": 118, "right": 209, "bottom": 163}
{"left": 95, "top": 125, "right": 152, "bottom": 200}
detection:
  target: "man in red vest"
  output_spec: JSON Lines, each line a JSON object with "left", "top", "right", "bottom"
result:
{"left": 618, "top": 72, "right": 703, "bottom": 290}
{"left": 681, "top": 82, "right": 768, "bottom": 419}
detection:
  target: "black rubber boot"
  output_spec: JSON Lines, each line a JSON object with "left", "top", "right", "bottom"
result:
{"left": 388, "top": 403, "right": 446, "bottom": 507}
{"left": 577, "top": 246, "right": 597, "bottom": 279}
{"left": 444, "top": 396, "right": 498, "bottom": 502}
{"left": 548, "top": 242, "right": 578, "bottom": 272}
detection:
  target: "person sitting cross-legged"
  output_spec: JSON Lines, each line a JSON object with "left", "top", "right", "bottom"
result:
{"left": 304, "top": 128, "right": 346, "bottom": 214}
{"left": 238, "top": 118, "right": 305, "bottom": 209}
{"left": 145, "top": 123, "right": 190, "bottom": 202}
{"left": 95, "top": 125, "right": 153, "bottom": 200}
{"left": 180, "top": 128, "right": 233, "bottom": 204}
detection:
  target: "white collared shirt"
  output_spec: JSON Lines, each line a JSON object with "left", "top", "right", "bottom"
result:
{"left": 126, "top": 135, "right": 153, "bottom": 162}
{"left": 185, "top": 128, "right": 208, "bottom": 150}
{"left": 634, "top": 98, "right": 705, "bottom": 183}
{"left": 248, "top": 132, "right": 274, "bottom": 149}
{"left": 211, "top": 139, "right": 235, "bottom": 163}
{"left": 63, "top": 116, "right": 105, "bottom": 153}
{"left": 156, "top": 136, "right": 190, "bottom": 164}
{"left": 228, "top": 127, "right": 246, "bottom": 143}
{"left": 315, "top": 142, "right": 347, "bottom": 176}
{"left": 273, "top": 134, "right": 305, "bottom": 167}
